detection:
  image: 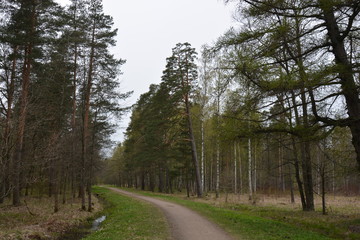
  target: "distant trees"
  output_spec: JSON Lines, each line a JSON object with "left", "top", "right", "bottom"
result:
{"left": 0, "top": 0, "right": 130, "bottom": 212}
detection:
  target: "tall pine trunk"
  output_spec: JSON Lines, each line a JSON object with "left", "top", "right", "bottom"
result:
{"left": 12, "top": 5, "right": 36, "bottom": 205}
{"left": 81, "top": 17, "right": 96, "bottom": 211}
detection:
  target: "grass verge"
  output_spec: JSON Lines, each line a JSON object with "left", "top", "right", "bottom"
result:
{"left": 118, "top": 187, "right": 360, "bottom": 240}
{"left": 82, "top": 186, "right": 169, "bottom": 240}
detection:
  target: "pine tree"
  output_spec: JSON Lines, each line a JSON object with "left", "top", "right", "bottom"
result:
{"left": 161, "top": 43, "right": 203, "bottom": 197}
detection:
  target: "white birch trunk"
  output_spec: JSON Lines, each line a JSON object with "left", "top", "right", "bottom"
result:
{"left": 332, "top": 161, "right": 335, "bottom": 195}
{"left": 254, "top": 142, "right": 257, "bottom": 193}
{"left": 234, "top": 141, "right": 237, "bottom": 194}
{"left": 317, "top": 146, "right": 321, "bottom": 195}
{"left": 201, "top": 121, "right": 205, "bottom": 193}
{"left": 216, "top": 138, "right": 220, "bottom": 198}
{"left": 215, "top": 94, "right": 220, "bottom": 198}
{"left": 238, "top": 141, "right": 243, "bottom": 194}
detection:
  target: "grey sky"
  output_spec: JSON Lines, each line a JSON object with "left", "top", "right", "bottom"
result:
{"left": 56, "top": 0, "right": 236, "bottom": 142}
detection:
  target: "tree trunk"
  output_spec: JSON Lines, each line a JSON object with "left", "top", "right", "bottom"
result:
{"left": 186, "top": 170, "right": 190, "bottom": 198}
{"left": 216, "top": 138, "right": 220, "bottom": 198}
{"left": 234, "top": 141, "right": 237, "bottom": 194}
{"left": 0, "top": 45, "right": 17, "bottom": 204}
{"left": 70, "top": 0, "right": 79, "bottom": 207}
{"left": 201, "top": 121, "right": 205, "bottom": 193}
{"left": 238, "top": 141, "right": 243, "bottom": 195}
{"left": 141, "top": 171, "right": 145, "bottom": 190}
{"left": 253, "top": 142, "right": 257, "bottom": 193}
{"left": 301, "top": 141, "right": 315, "bottom": 211}
{"left": 291, "top": 137, "right": 306, "bottom": 209}
{"left": 13, "top": 39, "right": 33, "bottom": 206}
{"left": 81, "top": 17, "right": 96, "bottom": 211}
{"left": 278, "top": 141, "right": 283, "bottom": 192}
{"left": 248, "top": 138, "right": 253, "bottom": 200}
{"left": 62, "top": 173, "right": 67, "bottom": 204}
{"left": 289, "top": 165, "right": 295, "bottom": 203}
{"left": 87, "top": 182, "right": 92, "bottom": 212}
{"left": 209, "top": 155, "right": 212, "bottom": 192}
{"left": 320, "top": 3, "right": 360, "bottom": 171}
{"left": 158, "top": 168, "right": 164, "bottom": 193}
{"left": 185, "top": 97, "right": 202, "bottom": 197}
{"left": 321, "top": 165, "right": 327, "bottom": 215}
{"left": 54, "top": 174, "right": 59, "bottom": 213}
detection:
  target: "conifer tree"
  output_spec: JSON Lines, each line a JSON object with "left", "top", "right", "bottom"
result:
{"left": 162, "top": 43, "right": 203, "bottom": 197}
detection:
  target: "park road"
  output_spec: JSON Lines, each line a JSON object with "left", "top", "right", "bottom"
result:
{"left": 107, "top": 187, "right": 235, "bottom": 240}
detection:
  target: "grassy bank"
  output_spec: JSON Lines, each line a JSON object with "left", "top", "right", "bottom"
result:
{"left": 118, "top": 187, "right": 360, "bottom": 240}
{"left": 82, "top": 186, "right": 169, "bottom": 240}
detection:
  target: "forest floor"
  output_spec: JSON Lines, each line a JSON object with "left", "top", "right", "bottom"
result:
{"left": 0, "top": 194, "right": 102, "bottom": 240}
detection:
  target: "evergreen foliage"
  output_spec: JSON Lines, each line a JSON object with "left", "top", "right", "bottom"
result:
{"left": 0, "top": 0, "right": 130, "bottom": 211}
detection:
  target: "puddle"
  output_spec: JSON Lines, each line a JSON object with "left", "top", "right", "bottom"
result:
{"left": 91, "top": 215, "right": 106, "bottom": 231}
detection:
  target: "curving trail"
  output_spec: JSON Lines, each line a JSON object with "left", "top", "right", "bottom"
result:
{"left": 107, "top": 187, "right": 234, "bottom": 240}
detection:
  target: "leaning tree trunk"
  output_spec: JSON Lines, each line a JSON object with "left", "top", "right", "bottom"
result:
{"left": 12, "top": 1, "right": 37, "bottom": 206}
{"left": 185, "top": 97, "right": 203, "bottom": 197}
{"left": 12, "top": 40, "right": 32, "bottom": 206}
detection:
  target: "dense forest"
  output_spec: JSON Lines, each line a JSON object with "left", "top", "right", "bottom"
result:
{"left": 0, "top": 0, "right": 130, "bottom": 212}
{"left": 103, "top": 0, "right": 360, "bottom": 213}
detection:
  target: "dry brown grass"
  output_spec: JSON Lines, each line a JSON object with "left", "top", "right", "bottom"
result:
{"left": 0, "top": 195, "right": 102, "bottom": 240}
{"left": 195, "top": 192, "right": 360, "bottom": 214}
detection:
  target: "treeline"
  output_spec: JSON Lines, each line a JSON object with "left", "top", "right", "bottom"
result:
{"left": 0, "top": 0, "right": 130, "bottom": 212}
{"left": 105, "top": 0, "right": 360, "bottom": 214}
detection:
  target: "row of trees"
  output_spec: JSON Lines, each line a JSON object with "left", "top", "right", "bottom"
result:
{"left": 0, "top": 0, "right": 130, "bottom": 212}
{"left": 106, "top": 0, "right": 360, "bottom": 214}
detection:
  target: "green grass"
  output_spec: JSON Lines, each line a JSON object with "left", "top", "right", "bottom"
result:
{"left": 82, "top": 186, "right": 169, "bottom": 240}
{"left": 117, "top": 187, "right": 351, "bottom": 240}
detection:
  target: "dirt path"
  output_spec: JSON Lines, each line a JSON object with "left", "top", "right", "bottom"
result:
{"left": 107, "top": 187, "right": 234, "bottom": 240}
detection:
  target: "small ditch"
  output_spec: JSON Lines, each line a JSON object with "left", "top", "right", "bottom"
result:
{"left": 58, "top": 195, "right": 107, "bottom": 240}
{"left": 58, "top": 216, "right": 106, "bottom": 240}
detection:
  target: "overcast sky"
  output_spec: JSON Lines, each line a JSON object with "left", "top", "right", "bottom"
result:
{"left": 56, "top": 0, "right": 236, "bottom": 142}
